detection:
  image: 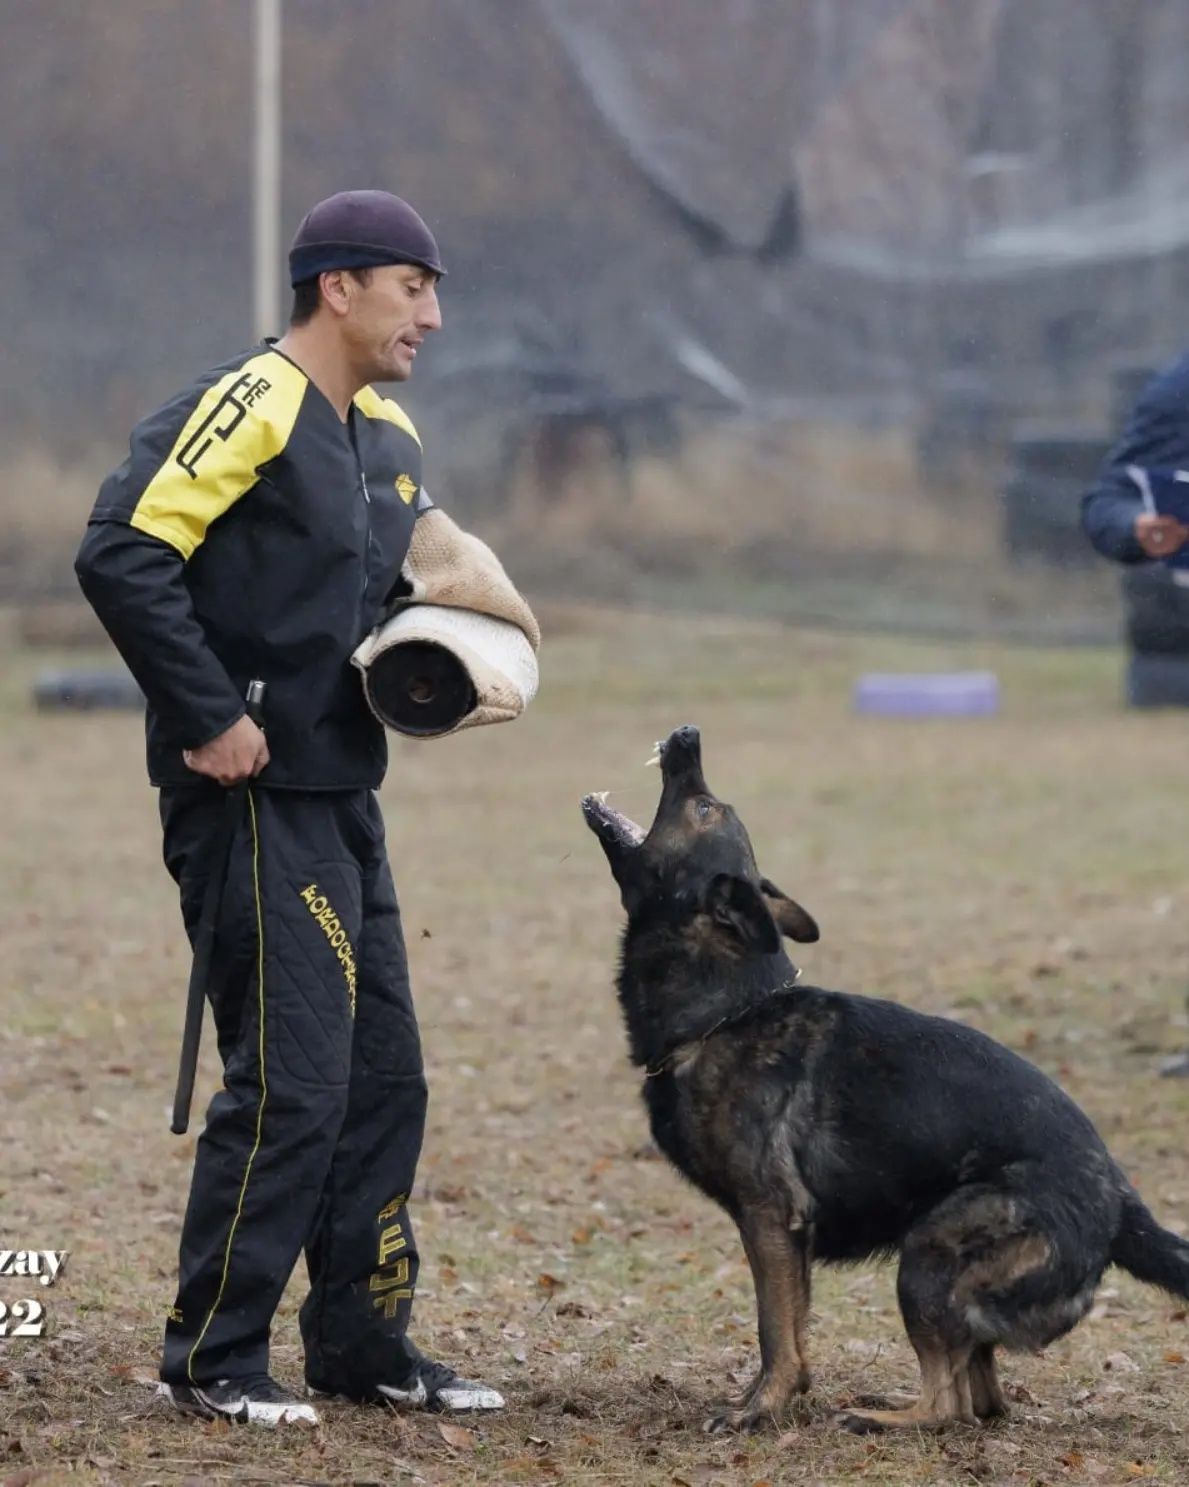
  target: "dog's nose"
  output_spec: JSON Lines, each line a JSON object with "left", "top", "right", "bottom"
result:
{"left": 668, "top": 724, "right": 700, "bottom": 751}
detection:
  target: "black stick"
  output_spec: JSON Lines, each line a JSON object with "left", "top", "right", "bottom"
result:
{"left": 169, "top": 681, "right": 267, "bottom": 1135}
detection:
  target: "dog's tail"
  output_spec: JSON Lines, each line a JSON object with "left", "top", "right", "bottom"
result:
{"left": 1111, "top": 1191, "right": 1189, "bottom": 1299}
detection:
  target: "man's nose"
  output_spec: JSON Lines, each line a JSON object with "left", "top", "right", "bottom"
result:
{"left": 417, "top": 286, "right": 442, "bottom": 333}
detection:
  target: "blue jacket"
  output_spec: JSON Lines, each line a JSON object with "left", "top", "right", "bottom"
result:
{"left": 1081, "top": 353, "right": 1189, "bottom": 564}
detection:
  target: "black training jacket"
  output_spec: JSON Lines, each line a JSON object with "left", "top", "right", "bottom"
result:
{"left": 75, "top": 340, "right": 431, "bottom": 789}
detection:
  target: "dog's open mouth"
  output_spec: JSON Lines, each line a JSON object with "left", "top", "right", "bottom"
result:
{"left": 581, "top": 792, "right": 646, "bottom": 849}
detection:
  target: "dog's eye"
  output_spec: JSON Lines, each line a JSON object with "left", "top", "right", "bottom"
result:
{"left": 695, "top": 798, "right": 712, "bottom": 819}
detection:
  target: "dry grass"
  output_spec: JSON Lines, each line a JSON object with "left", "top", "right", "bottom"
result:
{"left": 2, "top": 603, "right": 1189, "bottom": 1486}
{"left": 4, "top": 422, "right": 1117, "bottom": 646}
{"left": 494, "top": 417, "right": 1000, "bottom": 560}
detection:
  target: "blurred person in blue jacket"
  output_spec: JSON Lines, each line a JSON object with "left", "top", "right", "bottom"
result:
{"left": 1082, "top": 353, "right": 1189, "bottom": 1078}
{"left": 1082, "top": 356, "right": 1189, "bottom": 564}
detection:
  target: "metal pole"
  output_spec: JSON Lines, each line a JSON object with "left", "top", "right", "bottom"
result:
{"left": 253, "top": 0, "right": 281, "bottom": 341}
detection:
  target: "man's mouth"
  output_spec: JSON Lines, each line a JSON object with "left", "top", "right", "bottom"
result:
{"left": 581, "top": 791, "right": 646, "bottom": 848}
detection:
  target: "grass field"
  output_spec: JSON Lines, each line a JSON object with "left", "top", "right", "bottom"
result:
{"left": 3, "top": 602, "right": 1189, "bottom": 1486}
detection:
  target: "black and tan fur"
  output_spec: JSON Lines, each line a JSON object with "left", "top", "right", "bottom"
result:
{"left": 582, "top": 726, "right": 1189, "bottom": 1433}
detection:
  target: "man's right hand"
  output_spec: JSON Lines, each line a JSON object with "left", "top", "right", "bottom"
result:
{"left": 183, "top": 715, "right": 270, "bottom": 787}
{"left": 1135, "top": 512, "right": 1189, "bottom": 558}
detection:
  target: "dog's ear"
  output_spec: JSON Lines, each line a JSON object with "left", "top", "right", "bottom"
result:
{"left": 760, "top": 877, "right": 820, "bottom": 943}
{"left": 704, "top": 874, "right": 781, "bottom": 955}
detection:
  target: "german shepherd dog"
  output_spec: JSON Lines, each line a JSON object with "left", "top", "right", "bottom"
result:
{"left": 582, "top": 725, "right": 1189, "bottom": 1434}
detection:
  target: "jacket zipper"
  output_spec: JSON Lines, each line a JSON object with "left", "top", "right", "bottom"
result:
{"left": 358, "top": 467, "right": 373, "bottom": 602}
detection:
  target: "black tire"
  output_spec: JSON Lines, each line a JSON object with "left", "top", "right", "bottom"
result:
{"left": 1126, "top": 652, "right": 1189, "bottom": 708}
{"left": 32, "top": 669, "right": 144, "bottom": 711}
{"left": 1008, "top": 428, "right": 1113, "bottom": 482}
{"left": 1001, "top": 474, "right": 1098, "bottom": 568}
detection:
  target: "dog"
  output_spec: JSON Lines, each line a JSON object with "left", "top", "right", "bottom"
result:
{"left": 582, "top": 724, "right": 1189, "bottom": 1433}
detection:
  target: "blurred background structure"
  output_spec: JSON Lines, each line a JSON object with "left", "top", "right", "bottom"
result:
{"left": 5, "top": 0, "right": 1189, "bottom": 646}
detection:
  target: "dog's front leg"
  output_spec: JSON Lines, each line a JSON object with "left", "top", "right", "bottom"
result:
{"left": 706, "top": 1210, "right": 811, "bottom": 1432}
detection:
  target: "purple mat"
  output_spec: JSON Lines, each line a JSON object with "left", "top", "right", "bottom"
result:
{"left": 853, "top": 671, "right": 1000, "bottom": 717}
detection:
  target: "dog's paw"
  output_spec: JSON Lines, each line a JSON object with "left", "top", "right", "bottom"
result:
{"left": 703, "top": 1405, "right": 771, "bottom": 1435}
{"left": 844, "top": 1391, "right": 918, "bottom": 1411}
{"left": 836, "top": 1409, "right": 886, "bottom": 1435}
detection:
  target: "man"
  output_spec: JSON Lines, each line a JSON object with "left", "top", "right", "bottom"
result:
{"left": 75, "top": 190, "right": 506, "bottom": 1425}
{"left": 1082, "top": 352, "right": 1189, "bottom": 1077}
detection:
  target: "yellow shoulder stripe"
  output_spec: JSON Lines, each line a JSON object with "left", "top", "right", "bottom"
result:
{"left": 353, "top": 385, "right": 421, "bottom": 447}
{"left": 129, "top": 352, "right": 307, "bottom": 560}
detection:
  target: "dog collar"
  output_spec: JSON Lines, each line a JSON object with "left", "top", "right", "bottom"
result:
{"left": 644, "top": 972, "right": 801, "bottom": 1079}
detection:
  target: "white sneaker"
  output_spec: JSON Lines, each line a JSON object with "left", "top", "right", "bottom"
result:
{"left": 308, "top": 1351, "right": 504, "bottom": 1413}
{"left": 159, "top": 1373, "right": 319, "bottom": 1427}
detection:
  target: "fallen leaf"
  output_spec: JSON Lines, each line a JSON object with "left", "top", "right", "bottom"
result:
{"left": 537, "top": 1273, "right": 564, "bottom": 1292}
{"left": 1166, "top": 1350, "right": 1186, "bottom": 1364}
{"left": 437, "top": 1421, "right": 475, "bottom": 1452}
{"left": 1060, "top": 1452, "right": 1084, "bottom": 1470}
{"left": 571, "top": 1227, "right": 593, "bottom": 1245}
{"left": 510, "top": 1224, "right": 537, "bottom": 1244}
{"left": 1126, "top": 1466, "right": 1155, "bottom": 1479}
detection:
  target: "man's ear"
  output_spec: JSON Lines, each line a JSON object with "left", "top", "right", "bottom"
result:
{"left": 704, "top": 874, "right": 781, "bottom": 955}
{"left": 760, "top": 877, "right": 820, "bottom": 943}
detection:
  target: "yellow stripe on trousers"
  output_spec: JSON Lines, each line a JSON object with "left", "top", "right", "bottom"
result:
{"left": 186, "top": 789, "right": 267, "bottom": 1382}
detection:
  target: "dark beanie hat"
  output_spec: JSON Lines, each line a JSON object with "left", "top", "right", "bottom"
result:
{"left": 288, "top": 189, "right": 446, "bottom": 286}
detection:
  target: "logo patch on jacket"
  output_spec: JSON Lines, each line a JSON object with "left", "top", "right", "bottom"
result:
{"left": 395, "top": 473, "right": 417, "bottom": 504}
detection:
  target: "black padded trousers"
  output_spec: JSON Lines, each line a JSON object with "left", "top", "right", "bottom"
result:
{"left": 157, "top": 785, "right": 428, "bottom": 1394}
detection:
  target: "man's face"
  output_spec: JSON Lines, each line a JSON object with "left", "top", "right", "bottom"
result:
{"left": 342, "top": 263, "right": 442, "bottom": 382}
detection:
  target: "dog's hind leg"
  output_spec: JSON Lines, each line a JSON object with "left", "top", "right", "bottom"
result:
{"left": 839, "top": 1338, "right": 974, "bottom": 1434}
{"left": 838, "top": 1197, "right": 993, "bottom": 1433}
{"left": 969, "top": 1344, "right": 1008, "bottom": 1420}
{"left": 850, "top": 1347, "right": 1004, "bottom": 1423}
{"left": 705, "top": 1210, "right": 811, "bottom": 1432}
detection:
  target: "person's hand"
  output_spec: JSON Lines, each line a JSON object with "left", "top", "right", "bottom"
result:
{"left": 1135, "top": 512, "right": 1189, "bottom": 558}
{"left": 183, "top": 715, "right": 269, "bottom": 786}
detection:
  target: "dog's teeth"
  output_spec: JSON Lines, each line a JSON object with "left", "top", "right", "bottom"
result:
{"left": 593, "top": 790, "right": 610, "bottom": 804}
{"left": 645, "top": 745, "right": 662, "bottom": 767}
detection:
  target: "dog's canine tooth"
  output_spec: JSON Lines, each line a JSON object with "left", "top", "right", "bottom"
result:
{"left": 645, "top": 742, "right": 663, "bottom": 767}
{"left": 593, "top": 790, "right": 610, "bottom": 804}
